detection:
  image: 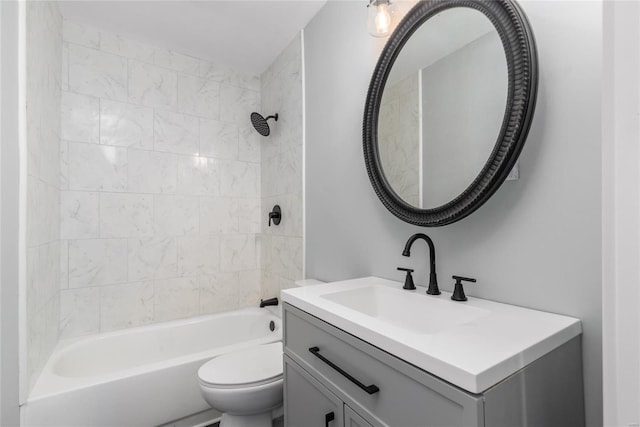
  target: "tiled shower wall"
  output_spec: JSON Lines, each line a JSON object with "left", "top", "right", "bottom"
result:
{"left": 379, "top": 74, "right": 420, "bottom": 207}
{"left": 59, "top": 21, "right": 263, "bottom": 338}
{"left": 26, "top": 1, "right": 62, "bottom": 390}
{"left": 260, "top": 35, "right": 304, "bottom": 297}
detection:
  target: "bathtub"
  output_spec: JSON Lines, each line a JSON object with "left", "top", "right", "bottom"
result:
{"left": 22, "top": 307, "right": 282, "bottom": 426}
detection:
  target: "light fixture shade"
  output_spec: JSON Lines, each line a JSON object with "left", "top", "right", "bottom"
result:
{"left": 367, "top": 0, "right": 395, "bottom": 38}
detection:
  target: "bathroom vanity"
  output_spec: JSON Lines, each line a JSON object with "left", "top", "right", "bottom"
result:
{"left": 281, "top": 278, "right": 584, "bottom": 427}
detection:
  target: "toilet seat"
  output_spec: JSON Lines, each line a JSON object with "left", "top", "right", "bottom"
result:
{"left": 198, "top": 342, "right": 283, "bottom": 389}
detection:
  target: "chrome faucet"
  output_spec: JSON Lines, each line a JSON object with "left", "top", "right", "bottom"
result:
{"left": 402, "top": 233, "right": 440, "bottom": 295}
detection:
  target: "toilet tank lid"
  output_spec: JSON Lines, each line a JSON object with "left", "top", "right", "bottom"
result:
{"left": 198, "top": 342, "right": 283, "bottom": 386}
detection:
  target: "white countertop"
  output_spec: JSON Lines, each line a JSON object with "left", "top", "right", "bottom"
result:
{"left": 282, "top": 276, "right": 582, "bottom": 393}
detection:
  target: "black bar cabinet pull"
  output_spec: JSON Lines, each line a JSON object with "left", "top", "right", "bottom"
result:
{"left": 309, "top": 346, "right": 380, "bottom": 394}
{"left": 325, "top": 411, "right": 335, "bottom": 427}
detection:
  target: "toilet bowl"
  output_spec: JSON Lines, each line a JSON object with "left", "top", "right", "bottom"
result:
{"left": 198, "top": 342, "right": 283, "bottom": 427}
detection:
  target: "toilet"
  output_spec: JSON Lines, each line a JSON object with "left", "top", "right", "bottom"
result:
{"left": 198, "top": 342, "right": 284, "bottom": 427}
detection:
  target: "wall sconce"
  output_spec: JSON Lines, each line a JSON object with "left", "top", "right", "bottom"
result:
{"left": 367, "top": 0, "right": 396, "bottom": 38}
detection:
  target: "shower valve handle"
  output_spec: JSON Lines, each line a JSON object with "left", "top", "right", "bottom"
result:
{"left": 268, "top": 205, "right": 281, "bottom": 227}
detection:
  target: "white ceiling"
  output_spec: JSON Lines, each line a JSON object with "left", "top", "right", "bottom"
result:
{"left": 58, "top": 0, "right": 327, "bottom": 76}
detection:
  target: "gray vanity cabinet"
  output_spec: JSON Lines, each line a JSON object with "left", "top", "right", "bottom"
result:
{"left": 344, "top": 406, "right": 373, "bottom": 427}
{"left": 283, "top": 303, "right": 585, "bottom": 427}
{"left": 283, "top": 304, "right": 484, "bottom": 427}
{"left": 284, "top": 354, "right": 344, "bottom": 427}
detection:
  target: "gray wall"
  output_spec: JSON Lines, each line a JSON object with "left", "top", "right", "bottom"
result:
{"left": 304, "top": 1, "right": 602, "bottom": 425}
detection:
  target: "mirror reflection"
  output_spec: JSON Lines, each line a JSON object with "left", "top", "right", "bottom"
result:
{"left": 378, "top": 7, "right": 508, "bottom": 209}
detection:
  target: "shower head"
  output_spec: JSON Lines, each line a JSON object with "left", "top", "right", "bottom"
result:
{"left": 250, "top": 112, "right": 278, "bottom": 137}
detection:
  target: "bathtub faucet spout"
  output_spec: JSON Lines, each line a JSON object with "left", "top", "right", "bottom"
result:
{"left": 259, "top": 297, "right": 279, "bottom": 308}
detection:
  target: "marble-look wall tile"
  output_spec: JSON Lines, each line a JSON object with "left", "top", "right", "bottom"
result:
{"left": 200, "top": 119, "right": 238, "bottom": 160}
{"left": 199, "top": 272, "right": 239, "bottom": 314}
{"left": 260, "top": 126, "right": 280, "bottom": 165}
{"left": 200, "top": 62, "right": 260, "bottom": 92}
{"left": 239, "top": 125, "right": 261, "bottom": 163}
{"left": 61, "top": 92, "right": 99, "bottom": 143}
{"left": 100, "top": 282, "right": 154, "bottom": 331}
{"left": 261, "top": 234, "right": 272, "bottom": 273}
{"left": 128, "top": 60, "right": 178, "bottom": 109}
{"left": 27, "top": 309, "right": 45, "bottom": 388}
{"left": 154, "top": 195, "right": 199, "bottom": 236}
{"left": 60, "top": 240, "right": 68, "bottom": 289}
{"left": 68, "top": 142, "right": 128, "bottom": 191}
{"left": 270, "top": 236, "right": 302, "bottom": 280}
{"left": 60, "top": 287, "right": 99, "bottom": 338}
{"left": 220, "top": 85, "right": 259, "bottom": 124}
{"left": 200, "top": 197, "right": 237, "bottom": 234}
{"left": 177, "top": 236, "right": 220, "bottom": 277}
{"left": 60, "top": 140, "right": 69, "bottom": 189}
{"left": 128, "top": 149, "right": 177, "bottom": 193}
{"left": 154, "top": 277, "right": 199, "bottom": 321}
{"left": 237, "top": 270, "right": 261, "bottom": 306}
{"left": 27, "top": 181, "right": 58, "bottom": 246}
{"left": 178, "top": 74, "right": 220, "bottom": 119}
{"left": 260, "top": 34, "right": 300, "bottom": 91}
{"left": 61, "top": 43, "right": 69, "bottom": 91}
{"left": 37, "top": 242, "right": 60, "bottom": 309}
{"left": 237, "top": 198, "right": 261, "bottom": 234}
{"left": 378, "top": 74, "right": 420, "bottom": 206}
{"left": 128, "top": 237, "right": 177, "bottom": 282}
{"left": 260, "top": 270, "right": 281, "bottom": 300}
{"left": 261, "top": 145, "right": 302, "bottom": 198}
{"left": 221, "top": 235, "right": 257, "bottom": 272}
{"left": 63, "top": 20, "right": 99, "bottom": 48}
{"left": 260, "top": 33, "right": 304, "bottom": 297}
{"left": 60, "top": 190, "right": 100, "bottom": 239}
{"left": 100, "top": 193, "right": 154, "bottom": 238}
{"left": 27, "top": 0, "right": 62, "bottom": 391}
{"left": 68, "top": 238, "right": 127, "bottom": 287}
{"left": 26, "top": 195, "right": 44, "bottom": 252}
{"left": 176, "top": 156, "right": 220, "bottom": 196}
{"left": 154, "top": 110, "right": 199, "bottom": 155}
{"left": 59, "top": 21, "right": 274, "bottom": 337}
{"left": 100, "top": 32, "right": 154, "bottom": 62}
{"left": 27, "top": 248, "right": 39, "bottom": 315}
{"left": 155, "top": 48, "right": 200, "bottom": 75}
{"left": 100, "top": 100, "right": 153, "bottom": 149}
{"left": 221, "top": 161, "right": 259, "bottom": 198}
{"left": 68, "top": 44, "right": 127, "bottom": 101}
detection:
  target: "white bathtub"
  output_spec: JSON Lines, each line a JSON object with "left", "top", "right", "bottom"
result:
{"left": 22, "top": 307, "right": 282, "bottom": 426}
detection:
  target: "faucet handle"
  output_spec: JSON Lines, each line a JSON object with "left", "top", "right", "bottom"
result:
{"left": 397, "top": 267, "right": 416, "bottom": 290}
{"left": 451, "top": 276, "right": 476, "bottom": 301}
{"left": 268, "top": 205, "right": 281, "bottom": 227}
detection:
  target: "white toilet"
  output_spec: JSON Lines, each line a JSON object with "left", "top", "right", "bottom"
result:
{"left": 198, "top": 342, "right": 284, "bottom": 427}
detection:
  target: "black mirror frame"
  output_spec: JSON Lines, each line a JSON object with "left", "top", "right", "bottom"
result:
{"left": 363, "top": 0, "right": 538, "bottom": 227}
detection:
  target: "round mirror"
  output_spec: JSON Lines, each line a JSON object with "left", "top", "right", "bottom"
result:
{"left": 363, "top": 0, "right": 538, "bottom": 226}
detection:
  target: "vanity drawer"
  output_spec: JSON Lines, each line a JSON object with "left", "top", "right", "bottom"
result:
{"left": 283, "top": 304, "right": 484, "bottom": 427}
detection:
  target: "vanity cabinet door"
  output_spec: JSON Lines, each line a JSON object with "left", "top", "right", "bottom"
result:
{"left": 284, "top": 355, "right": 344, "bottom": 427}
{"left": 344, "top": 406, "right": 373, "bottom": 427}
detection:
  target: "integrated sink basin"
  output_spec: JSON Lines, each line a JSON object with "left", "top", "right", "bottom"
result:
{"left": 321, "top": 285, "right": 489, "bottom": 335}
{"left": 282, "top": 276, "right": 581, "bottom": 393}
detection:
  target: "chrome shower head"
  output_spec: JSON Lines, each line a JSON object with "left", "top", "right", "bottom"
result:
{"left": 250, "top": 112, "right": 278, "bottom": 136}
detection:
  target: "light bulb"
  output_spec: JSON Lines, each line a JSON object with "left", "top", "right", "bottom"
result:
{"left": 375, "top": 3, "right": 391, "bottom": 35}
{"left": 367, "top": 0, "right": 394, "bottom": 38}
